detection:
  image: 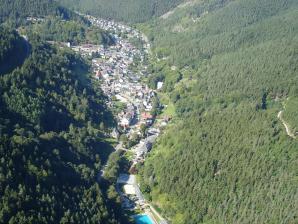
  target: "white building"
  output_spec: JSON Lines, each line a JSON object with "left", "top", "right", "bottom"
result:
{"left": 121, "top": 117, "right": 130, "bottom": 127}
{"left": 157, "top": 82, "right": 164, "bottom": 90}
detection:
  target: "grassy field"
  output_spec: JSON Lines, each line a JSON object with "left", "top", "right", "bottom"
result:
{"left": 158, "top": 92, "right": 176, "bottom": 117}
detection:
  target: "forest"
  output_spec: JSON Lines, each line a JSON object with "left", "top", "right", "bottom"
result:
{"left": 1, "top": 0, "right": 297, "bottom": 223}
{"left": 0, "top": 0, "right": 115, "bottom": 46}
{"left": 31, "top": 18, "right": 115, "bottom": 45}
{"left": 58, "top": 0, "right": 183, "bottom": 23}
{"left": 0, "top": 27, "right": 123, "bottom": 223}
{"left": 0, "top": 0, "right": 77, "bottom": 24}
{"left": 139, "top": 0, "right": 298, "bottom": 223}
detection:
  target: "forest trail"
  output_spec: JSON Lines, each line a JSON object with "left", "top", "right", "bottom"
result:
{"left": 149, "top": 205, "right": 167, "bottom": 223}
{"left": 277, "top": 110, "right": 296, "bottom": 139}
{"left": 160, "top": 0, "right": 197, "bottom": 19}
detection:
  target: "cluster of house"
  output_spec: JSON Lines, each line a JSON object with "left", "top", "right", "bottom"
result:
{"left": 115, "top": 87, "right": 156, "bottom": 129}
{"left": 87, "top": 15, "right": 136, "bottom": 35}
{"left": 79, "top": 14, "right": 168, "bottom": 224}
{"left": 62, "top": 15, "right": 162, "bottom": 148}
{"left": 26, "top": 17, "right": 45, "bottom": 23}
{"left": 135, "top": 134, "right": 158, "bottom": 160}
{"left": 72, "top": 16, "right": 157, "bottom": 132}
{"left": 72, "top": 44, "right": 104, "bottom": 57}
{"left": 86, "top": 15, "right": 151, "bottom": 54}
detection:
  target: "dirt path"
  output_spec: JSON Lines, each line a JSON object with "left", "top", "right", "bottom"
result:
{"left": 149, "top": 205, "right": 167, "bottom": 223}
{"left": 160, "top": 0, "right": 196, "bottom": 19}
{"left": 277, "top": 110, "right": 296, "bottom": 139}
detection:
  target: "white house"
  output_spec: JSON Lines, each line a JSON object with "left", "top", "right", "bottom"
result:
{"left": 157, "top": 81, "right": 164, "bottom": 90}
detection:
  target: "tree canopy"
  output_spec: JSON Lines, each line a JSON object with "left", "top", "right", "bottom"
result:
{"left": 139, "top": 0, "right": 298, "bottom": 223}
{"left": 58, "top": 0, "right": 184, "bottom": 23}
{"left": 31, "top": 17, "right": 115, "bottom": 45}
{"left": 0, "top": 28, "right": 120, "bottom": 224}
{"left": 0, "top": 0, "right": 77, "bottom": 24}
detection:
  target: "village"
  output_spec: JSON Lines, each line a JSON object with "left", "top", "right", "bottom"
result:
{"left": 73, "top": 15, "right": 168, "bottom": 224}
{"left": 71, "top": 15, "right": 156, "bottom": 132}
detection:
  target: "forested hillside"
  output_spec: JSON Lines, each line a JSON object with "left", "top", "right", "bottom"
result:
{"left": 58, "top": 0, "right": 183, "bottom": 23}
{"left": 139, "top": 0, "right": 298, "bottom": 223}
{"left": 0, "top": 28, "right": 120, "bottom": 223}
{"left": 0, "top": 0, "right": 81, "bottom": 24}
{"left": 31, "top": 18, "right": 115, "bottom": 45}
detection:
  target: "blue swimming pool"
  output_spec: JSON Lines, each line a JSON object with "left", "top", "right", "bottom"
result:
{"left": 134, "top": 214, "right": 154, "bottom": 224}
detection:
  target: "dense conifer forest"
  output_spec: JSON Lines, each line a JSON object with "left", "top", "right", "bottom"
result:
{"left": 0, "top": 0, "right": 77, "bottom": 24}
{"left": 58, "top": 0, "right": 183, "bottom": 23}
{"left": 0, "top": 26, "right": 122, "bottom": 223}
{"left": 139, "top": 0, "right": 298, "bottom": 223}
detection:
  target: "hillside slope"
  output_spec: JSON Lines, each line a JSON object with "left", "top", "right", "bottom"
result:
{"left": 0, "top": 28, "right": 120, "bottom": 224}
{"left": 58, "top": 0, "right": 184, "bottom": 23}
{"left": 0, "top": 0, "right": 81, "bottom": 24}
{"left": 139, "top": 0, "right": 298, "bottom": 223}
{"left": 29, "top": 17, "right": 115, "bottom": 45}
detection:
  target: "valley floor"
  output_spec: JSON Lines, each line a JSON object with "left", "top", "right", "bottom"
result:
{"left": 75, "top": 14, "right": 169, "bottom": 224}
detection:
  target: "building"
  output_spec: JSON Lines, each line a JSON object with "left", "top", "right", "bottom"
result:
{"left": 157, "top": 81, "right": 163, "bottom": 90}
{"left": 95, "top": 70, "right": 102, "bottom": 79}
{"left": 141, "top": 112, "right": 153, "bottom": 120}
{"left": 117, "top": 174, "right": 136, "bottom": 185}
{"left": 123, "top": 184, "right": 136, "bottom": 195}
{"left": 120, "top": 117, "right": 130, "bottom": 128}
